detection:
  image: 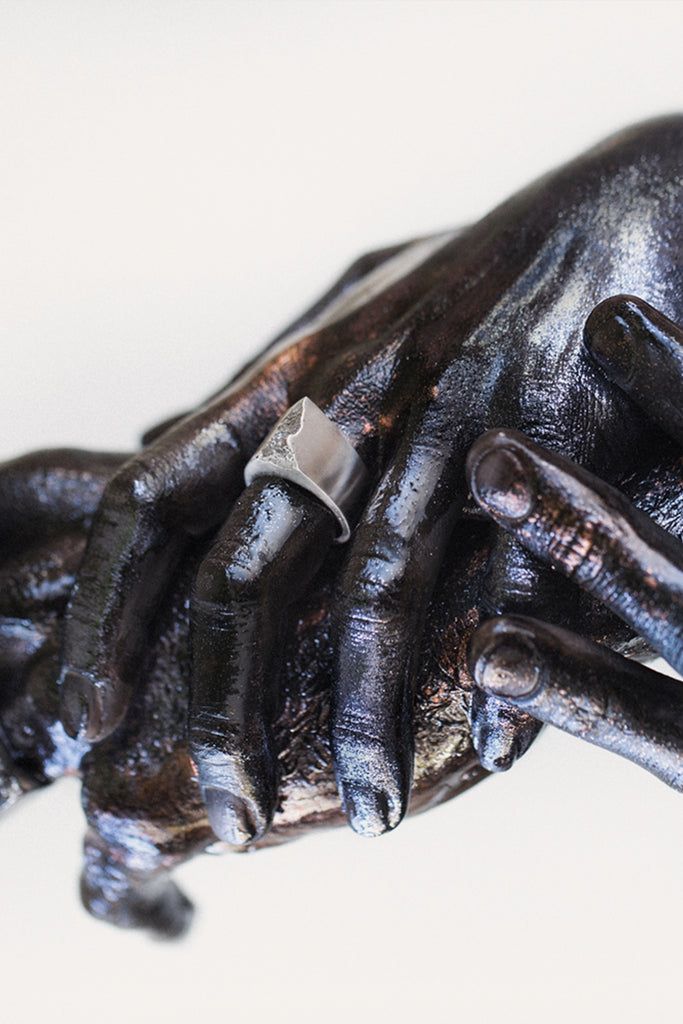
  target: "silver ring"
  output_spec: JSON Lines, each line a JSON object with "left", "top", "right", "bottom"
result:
{"left": 243, "top": 397, "right": 369, "bottom": 542}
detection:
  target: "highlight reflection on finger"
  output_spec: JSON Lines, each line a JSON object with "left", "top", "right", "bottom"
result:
{"left": 467, "top": 429, "right": 683, "bottom": 675}
{"left": 470, "top": 614, "right": 683, "bottom": 791}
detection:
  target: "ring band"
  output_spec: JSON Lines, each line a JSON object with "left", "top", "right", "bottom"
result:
{"left": 243, "top": 397, "right": 369, "bottom": 542}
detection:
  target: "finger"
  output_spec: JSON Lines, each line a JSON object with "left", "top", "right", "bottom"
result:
{"left": 0, "top": 533, "right": 86, "bottom": 617}
{"left": 0, "top": 614, "right": 49, "bottom": 753}
{"left": 469, "top": 531, "right": 584, "bottom": 771}
{"left": 467, "top": 428, "right": 683, "bottom": 674}
{"left": 470, "top": 614, "right": 683, "bottom": 791}
{"left": 584, "top": 295, "right": 683, "bottom": 442}
{"left": 0, "top": 613, "right": 78, "bottom": 793}
{"left": 59, "top": 382, "right": 290, "bottom": 744}
{"left": 58, "top": 233, "right": 446, "bottom": 744}
{"left": 469, "top": 688, "right": 540, "bottom": 772}
{"left": 0, "top": 450, "right": 119, "bottom": 619}
{"left": 80, "top": 828, "right": 194, "bottom": 938}
{"left": 0, "top": 449, "right": 124, "bottom": 556}
{"left": 190, "top": 477, "right": 336, "bottom": 845}
{"left": 332, "top": 400, "right": 467, "bottom": 837}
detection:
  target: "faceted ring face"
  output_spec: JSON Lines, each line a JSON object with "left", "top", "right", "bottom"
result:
{"left": 244, "top": 397, "right": 369, "bottom": 542}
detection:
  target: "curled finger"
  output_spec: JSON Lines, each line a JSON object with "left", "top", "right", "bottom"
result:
{"left": 331, "top": 395, "right": 472, "bottom": 836}
{"left": 467, "top": 428, "right": 683, "bottom": 674}
{"left": 470, "top": 615, "right": 683, "bottom": 791}
{"left": 190, "top": 476, "right": 336, "bottom": 844}
{"left": 190, "top": 392, "right": 370, "bottom": 844}
{"left": 58, "top": 232, "right": 445, "bottom": 745}
{"left": 469, "top": 531, "right": 577, "bottom": 771}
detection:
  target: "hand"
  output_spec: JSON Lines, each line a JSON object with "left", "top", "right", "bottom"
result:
{"left": 57, "top": 115, "right": 683, "bottom": 843}
{"left": 6, "top": 297, "right": 683, "bottom": 934}
{"left": 468, "top": 296, "right": 683, "bottom": 789}
{"left": 0, "top": 442, "right": 490, "bottom": 935}
{"left": 1, "top": 434, "right": 672, "bottom": 936}
{"left": 0, "top": 447, "right": 122, "bottom": 805}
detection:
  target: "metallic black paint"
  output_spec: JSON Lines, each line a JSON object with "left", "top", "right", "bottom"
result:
{"left": 1, "top": 118, "right": 683, "bottom": 933}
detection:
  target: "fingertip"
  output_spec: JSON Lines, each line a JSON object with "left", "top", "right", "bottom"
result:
{"left": 469, "top": 687, "right": 543, "bottom": 774}
{"left": 202, "top": 786, "right": 264, "bottom": 847}
{"left": 469, "top": 618, "right": 541, "bottom": 700}
{"left": 467, "top": 432, "right": 536, "bottom": 522}
{"left": 191, "top": 735, "right": 276, "bottom": 846}
{"left": 583, "top": 294, "right": 640, "bottom": 385}
{"left": 60, "top": 671, "right": 92, "bottom": 739}
{"left": 331, "top": 715, "right": 410, "bottom": 837}
{"left": 339, "top": 781, "right": 402, "bottom": 837}
{"left": 60, "top": 669, "right": 126, "bottom": 742}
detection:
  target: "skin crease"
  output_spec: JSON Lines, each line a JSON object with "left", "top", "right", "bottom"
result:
{"left": 3, "top": 440, "right": 683, "bottom": 936}
{"left": 2, "top": 117, "right": 683, "bottom": 935}
{"left": 56, "top": 115, "right": 683, "bottom": 847}
{"left": 467, "top": 299, "right": 683, "bottom": 787}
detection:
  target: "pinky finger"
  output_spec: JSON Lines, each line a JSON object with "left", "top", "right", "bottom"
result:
{"left": 470, "top": 614, "right": 683, "bottom": 791}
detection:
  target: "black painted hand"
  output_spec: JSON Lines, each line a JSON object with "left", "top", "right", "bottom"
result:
{"left": 0, "top": 444, "right": 488, "bottom": 934}
{"left": 8, "top": 300, "right": 683, "bottom": 934}
{"left": 57, "top": 117, "right": 683, "bottom": 843}
{"left": 469, "top": 296, "right": 683, "bottom": 788}
{"left": 1, "top": 433, "right": 673, "bottom": 937}
{"left": 0, "top": 449, "right": 121, "bottom": 807}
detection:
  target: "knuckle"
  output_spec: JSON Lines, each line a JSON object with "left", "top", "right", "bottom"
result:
{"left": 543, "top": 518, "right": 607, "bottom": 587}
{"left": 554, "top": 689, "right": 609, "bottom": 739}
{"left": 332, "top": 709, "right": 387, "bottom": 749}
{"left": 103, "top": 456, "right": 169, "bottom": 518}
{"left": 342, "top": 532, "right": 413, "bottom": 609}
{"left": 193, "top": 549, "right": 264, "bottom": 607}
{"left": 189, "top": 709, "right": 238, "bottom": 751}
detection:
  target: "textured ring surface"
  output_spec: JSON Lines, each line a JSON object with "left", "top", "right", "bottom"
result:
{"left": 244, "top": 397, "right": 369, "bottom": 542}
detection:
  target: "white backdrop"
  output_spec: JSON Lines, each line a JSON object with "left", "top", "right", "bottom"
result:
{"left": 1, "top": 2, "right": 683, "bottom": 1022}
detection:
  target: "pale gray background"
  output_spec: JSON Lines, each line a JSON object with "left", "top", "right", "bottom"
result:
{"left": 1, "top": 2, "right": 682, "bottom": 1021}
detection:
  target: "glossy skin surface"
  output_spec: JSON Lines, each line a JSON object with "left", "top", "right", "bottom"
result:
{"left": 469, "top": 297, "right": 683, "bottom": 787}
{"left": 56, "top": 116, "right": 683, "bottom": 847}
{"left": 0, "top": 448, "right": 490, "bottom": 935}
{"left": 4, "top": 436, "right": 682, "bottom": 936}
{"left": 2, "top": 117, "right": 683, "bottom": 936}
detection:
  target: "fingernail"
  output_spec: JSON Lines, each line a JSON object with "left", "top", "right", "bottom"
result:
{"left": 471, "top": 447, "right": 535, "bottom": 520}
{"left": 203, "top": 787, "right": 260, "bottom": 846}
{"left": 584, "top": 304, "right": 636, "bottom": 385}
{"left": 60, "top": 671, "right": 101, "bottom": 741}
{"left": 473, "top": 637, "right": 540, "bottom": 698}
{"left": 470, "top": 692, "right": 516, "bottom": 771}
{"left": 471, "top": 719, "right": 516, "bottom": 772}
{"left": 341, "top": 782, "right": 392, "bottom": 837}
{"left": 470, "top": 690, "right": 542, "bottom": 773}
